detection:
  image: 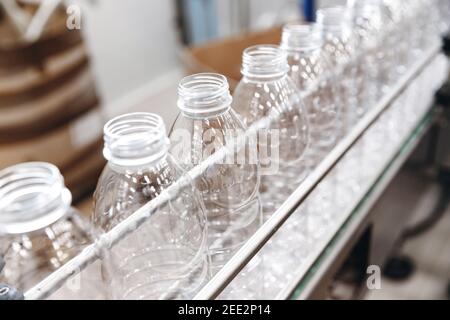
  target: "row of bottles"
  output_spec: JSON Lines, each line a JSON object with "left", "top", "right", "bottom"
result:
{"left": 0, "top": 0, "right": 447, "bottom": 300}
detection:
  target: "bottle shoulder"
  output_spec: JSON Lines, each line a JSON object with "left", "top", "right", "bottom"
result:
{"left": 287, "top": 51, "right": 333, "bottom": 90}
{"left": 170, "top": 109, "right": 246, "bottom": 132}
{"left": 0, "top": 209, "right": 91, "bottom": 292}
{"left": 232, "top": 75, "right": 306, "bottom": 122}
{"left": 92, "top": 157, "right": 186, "bottom": 230}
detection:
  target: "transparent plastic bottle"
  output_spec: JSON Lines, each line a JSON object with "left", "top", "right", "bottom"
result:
{"left": 281, "top": 23, "right": 340, "bottom": 165}
{"left": 382, "top": 0, "right": 411, "bottom": 75}
{"left": 281, "top": 23, "right": 341, "bottom": 241}
{"left": 317, "top": 7, "right": 368, "bottom": 209}
{"left": 347, "top": 0, "right": 402, "bottom": 193}
{"left": 93, "top": 112, "right": 209, "bottom": 300}
{"left": 316, "top": 6, "right": 361, "bottom": 135}
{"left": 0, "top": 162, "right": 104, "bottom": 299}
{"left": 374, "top": 0, "right": 401, "bottom": 89}
{"left": 347, "top": 0, "right": 385, "bottom": 106}
{"left": 390, "top": 0, "right": 421, "bottom": 67}
{"left": 232, "top": 45, "right": 310, "bottom": 216}
{"left": 381, "top": 0, "right": 440, "bottom": 74}
{"left": 169, "top": 73, "right": 262, "bottom": 272}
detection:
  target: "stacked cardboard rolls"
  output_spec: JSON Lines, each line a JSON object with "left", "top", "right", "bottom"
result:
{"left": 0, "top": 3, "right": 105, "bottom": 201}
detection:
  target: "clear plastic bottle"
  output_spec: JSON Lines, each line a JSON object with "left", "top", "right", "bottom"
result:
{"left": 280, "top": 23, "right": 341, "bottom": 242}
{"left": 0, "top": 162, "right": 104, "bottom": 299}
{"left": 317, "top": 7, "right": 368, "bottom": 209}
{"left": 389, "top": 0, "right": 421, "bottom": 67}
{"left": 232, "top": 45, "right": 310, "bottom": 216}
{"left": 281, "top": 23, "right": 340, "bottom": 165}
{"left": 316, "top": 6, "right": 361, "bottom": 135}
{"left": 349, "top": 0, "right": 403, "bottom": 98}
{"left": 382, "top": 0, "right": 411, "bottom": 75}
{"left": 93, "top": 112, "right": 209, "bottom": 300}
{"left": 169, "top": 73, "right": 262, "bottom": 272}
{"left": 347, "top": 0, "right": 385, "bottom": 106}
{"left": 348, "top": 0, "right": 402, "bottom": 171}
{"left": 374, "top": 1, "right": 401, "bottom": 90}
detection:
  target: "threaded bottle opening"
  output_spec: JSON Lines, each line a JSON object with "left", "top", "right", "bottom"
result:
{"left": 0, "top": 162, "right": 71, "bottom": 235}
{"left": 347, "top": 0, "right": 382, "bottom": 18}
{"left": 177, "top": 73, "right": 232, "bottom": 118}
{"left": 281, "top": 23, "right": 323, "bottom": 52}
{"left": 103, "top": 112, "right": 169, "bottom": 168}
{"left": 241, "top": 45, "right": 289, "bottom": 79}
{"left": 316, "top": 6, "right": 351, "bottom": 34}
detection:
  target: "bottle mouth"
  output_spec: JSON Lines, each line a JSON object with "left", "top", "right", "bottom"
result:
{"left": 316, "top": 6, "right": 351, "bottom": 33}
{"left": 241, "top": 45, "right": 289, "bottom": 79}
{"left": 281, "top": 23, "right": 323, "bottom": 52}
{"left": 347, "top": 0, "right": 382, "bottom": 17}
{"left": 103, "top": 112, "right": 170, "bottom": 168}
{"left": 177, "top": 73, "right": 232, "bottom": 118}
{"left": 0, "top": 162, "right": 72, "bottom": 235}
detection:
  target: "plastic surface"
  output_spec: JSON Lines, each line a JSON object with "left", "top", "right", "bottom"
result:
{"left": 233, "top": 45, "right": 310, "bottom": 215}
{"left": 0, "top": 162, "right": 102, "bottom": 299}
{"left": 94, "top": 113, "right": 208, "bottom": 300}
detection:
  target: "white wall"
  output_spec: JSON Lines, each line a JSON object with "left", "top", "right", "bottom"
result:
{"left": 80, "top": 0, "right": 181, "bottom": 106}
{"left": 248, "top": 0, "right": 301, "bottom": 29}
{"left": 216, "top": 0, "right": 301, "bottom": 36}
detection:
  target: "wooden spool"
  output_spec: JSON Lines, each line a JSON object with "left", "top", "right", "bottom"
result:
{"left": 0, "top": 5, "right": 83, "bottom": 67}
{"left": 0, "top": 2, "right": 104, "bottom": 200}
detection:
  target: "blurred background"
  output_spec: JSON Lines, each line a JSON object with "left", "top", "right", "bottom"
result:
{"left": 81, "top": 0, "right": 345, "bottom": 118}
{"left": 0, "top": 0, "right": 449, "bottom": 300}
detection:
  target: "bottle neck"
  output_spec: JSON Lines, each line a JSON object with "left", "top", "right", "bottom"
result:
{"left": 347, "top": 0, "right": 382, "bottom": 20}
{"left": 103, "top": 112, "right": 170, "bottom": 170}
{"left": 281, "top": 23, "right": 323, "bottom": 54}
{"left": 241, "top": 45, "right": 289, "bottom": 81}
{"left": 0, "top": 162, "right": 72, "bottom": 235}
{"left": 177, "top": 73, "right": 232, "bottom": 119}
{"left": 316, "top": 6, "right": 352, "bottom": 39}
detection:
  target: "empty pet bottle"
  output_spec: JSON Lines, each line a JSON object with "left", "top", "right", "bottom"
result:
{"left": 382, "top": 0, "right": 411, "bottom": 75}
{"left": 317, "top": 7, "right": 367, "bottom": 207}
{"left": 281, "top": 23, "right": 342, "bottom": 242}
{"left": 316, "top": 6, "right": 361, "bottom": 135}
{"left": 281, "top": 23, "right": 340, "bottom": 166}
{"left": 0, "top": 162, "right": 105, "bottom": 299}
{"left": 169, "top": 73, "right": 262, "bottom": 272}
{"left": 233, "top": 45, "right": 310, "bottom": 216}
{"left": 93, "top": 112, "right": 208, "bottom": 300}
{"left": 347, "top": 0, "right": 385, "bottom": 106}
